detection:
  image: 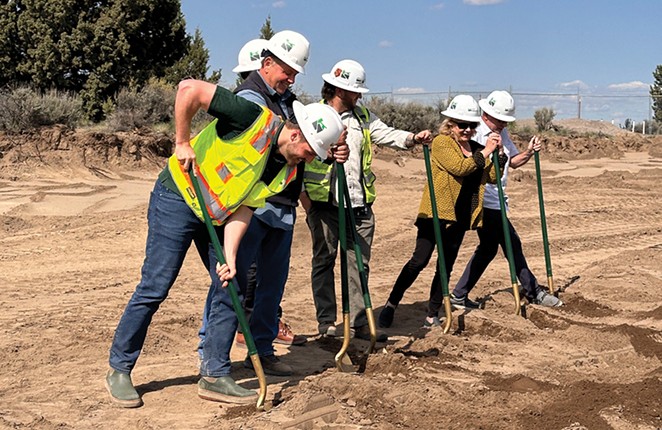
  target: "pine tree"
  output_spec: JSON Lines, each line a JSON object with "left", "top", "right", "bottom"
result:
{"left": 651, "top": 65, "right": 662, "bottom": 123}
{"left": 0, "top": 0, "right": 193, "bottom": 120}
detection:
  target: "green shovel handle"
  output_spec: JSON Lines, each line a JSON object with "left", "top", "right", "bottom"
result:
{"left": 187, "top": 164, "right": 267, "bottom": 408}
{"left": 534, "top": 152, "right": 554, "bottom": 280}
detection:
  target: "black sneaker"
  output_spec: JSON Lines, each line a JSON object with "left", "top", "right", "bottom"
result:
{"left": 378, "top": 305, "right": 396, "bottom": 328}
{"left": 450, "top": 293, "right": 480, "bottom": 310}
{"left": 244, "top": 354, "right": 293, "bottom": 376}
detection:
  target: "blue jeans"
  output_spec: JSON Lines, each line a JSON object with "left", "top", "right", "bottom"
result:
{"left": 108, "top": 180, "right": 236, "bottom": 377}
{"left": 198, "top": 214, "right": 293, "bottom": 358}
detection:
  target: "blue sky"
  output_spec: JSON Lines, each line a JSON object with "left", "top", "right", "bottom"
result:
{"left": 180, "top": 0, "right": 659, "bottom": 124}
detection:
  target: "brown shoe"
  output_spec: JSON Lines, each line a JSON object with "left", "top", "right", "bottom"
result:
{"left": 235, "top": 332, "right": 246, "bottom": 348}
{"left": 274, "top": 319, "right": 307, "bottom": 346}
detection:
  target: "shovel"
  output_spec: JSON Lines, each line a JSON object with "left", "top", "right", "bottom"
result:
{"left": 491, "top": 153, "right": 522, "bottom": 315}
{"left": 188, "top": 165, "right": 267, "bottom": 410}
{"left": 334, "top": 162, "right": 358, "bottom": 372}
{"left": 534, "top": 150, "right": 556, "bottom": 295}
{"left": 337, "top": 163, "right": 378, "bottom": 354}
{"left": 422, "top": 143, "right": 453, "bottom": 334}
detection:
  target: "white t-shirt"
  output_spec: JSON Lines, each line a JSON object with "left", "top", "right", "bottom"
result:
{"left": 473, "top": 120, "right": 519, "bottom": 211}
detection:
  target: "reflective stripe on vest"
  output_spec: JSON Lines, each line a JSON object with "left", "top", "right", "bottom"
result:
{"left": 304, "top": 105, "right": 376, "bottom": 204}
{"left": 168, "top": 106, "right": 295, "bottom": 225}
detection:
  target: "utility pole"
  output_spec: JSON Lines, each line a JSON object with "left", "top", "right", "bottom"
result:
{"left": 577, "top": 87, "right": 582, "bottom": 119}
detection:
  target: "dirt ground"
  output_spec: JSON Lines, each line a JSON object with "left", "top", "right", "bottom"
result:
{"left": 1, "top": 125, "right": 661, "bottom": 429}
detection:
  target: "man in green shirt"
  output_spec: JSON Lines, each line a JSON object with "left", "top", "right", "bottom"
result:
{"left": 106, "top": 79, "right": 347, "bottom": 407}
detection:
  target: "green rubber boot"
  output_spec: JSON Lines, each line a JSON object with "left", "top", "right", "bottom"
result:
{"left": 105, "top": 369, "right": 142, "bottom": 408}
{"left": 198, "top": 376, "right": 257, "bottom": 404}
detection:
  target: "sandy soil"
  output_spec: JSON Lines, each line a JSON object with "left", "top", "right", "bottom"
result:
{"left": 0, "top": 127, "right": 661, "bottom": 429}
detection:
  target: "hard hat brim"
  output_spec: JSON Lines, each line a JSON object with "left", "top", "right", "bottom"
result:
{"left": 292, "top": 101, "right": 329, "bottom": 160}
{"left": 232, "top": 64, "right": 260, "bottom": 73}
{"left": 322, "top": 73, "right": 370, "bottom": 94}
{"left": 478, "top": 99, "right": 516, "bottom": 122}
{"left": 441, "top": 109, "right": 481, "bottom": 123}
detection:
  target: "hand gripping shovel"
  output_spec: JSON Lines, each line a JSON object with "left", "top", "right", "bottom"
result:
{"left": 188, "top": 165, "right": 267, "bottom": 410}
{"left": 334, "top": 162, "right": 358, "bottom": 372}
{"left": 422, "top": 143, "right": 453, "bottom": 334}
{"left": 337, "top": 163, "right": 378, "bottom": 354}
{"left": 534, "top": 151, "right": 556, "bottom": 295}
{"left": 491, "top": 153, "right": 522, "bottom": 315}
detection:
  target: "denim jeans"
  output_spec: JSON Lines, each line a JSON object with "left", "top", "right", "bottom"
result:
{"left": 198, "top": 214, "right": 293, "bottom": 358}
{"left": 108, "top": 180, "right": 235, "bottom": 377}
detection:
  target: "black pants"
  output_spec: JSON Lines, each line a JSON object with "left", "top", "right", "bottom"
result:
{"left": 453, "top": 208, "right": 539, "bottom": 300}
{"left": 388, "top": 218, "right": 467, "bottom": 317}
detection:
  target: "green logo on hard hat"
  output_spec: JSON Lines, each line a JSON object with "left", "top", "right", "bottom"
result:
{"left": 489, "top": 98, "right": 496, "bottom": 106}
{"left": 249, "top": 51, "right": 260, "bottom": 61}
{"left": 312, "top": 118, "right": 327, "bottom": 133}
{"left": 450, "top": 101, "right": 457, "bottom": 109}
{"left": 281, "top": 40, "right": 294, "bottom": 52}
{"left": 340, "top": 70, "right": 350, "bottom": 80}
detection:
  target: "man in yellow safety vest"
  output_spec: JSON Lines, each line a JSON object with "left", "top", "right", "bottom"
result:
{"left": 105, "top": 79, "right": 347, "bottom": 407}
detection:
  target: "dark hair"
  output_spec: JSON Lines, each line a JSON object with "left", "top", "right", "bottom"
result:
{"left": 321, "top": 81, "right": 337, "bottom": 102}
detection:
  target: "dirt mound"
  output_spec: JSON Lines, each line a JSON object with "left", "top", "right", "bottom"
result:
{"left": 0, "top": 125, "right": 172, "bottom": 179}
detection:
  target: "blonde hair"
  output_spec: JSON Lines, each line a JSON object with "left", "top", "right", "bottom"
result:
{"left": 438, "top": 118, "right": 476, "bottom": 143}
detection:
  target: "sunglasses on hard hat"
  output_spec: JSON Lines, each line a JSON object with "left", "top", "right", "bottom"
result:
{"left": 456, "top": 121, "right": 479, "bottom": 130}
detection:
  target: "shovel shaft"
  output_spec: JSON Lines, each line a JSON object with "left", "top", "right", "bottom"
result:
{"left": 337, "top": 163, "right": 376, "bottom": 352}
{"left": 188, "top": 165, "right": 267, "bottom": 409}
{"left": 422, "top": 144, "right": 453, "bottom": 328}
{"left": 534, "top": 152, "right": 555, "bottom": 291}
{"left": 491, "top": 154, "right": 521, "bottom": 315}
{"left": 335, "top": 163, "right": 354, "bottom": 371}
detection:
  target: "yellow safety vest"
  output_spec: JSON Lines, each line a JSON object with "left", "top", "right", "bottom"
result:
{"left": 168, "top": 107, "right": 297, "bottom": 225}
{"left": 303, "top": 105, "right": 376, "bottom": 204}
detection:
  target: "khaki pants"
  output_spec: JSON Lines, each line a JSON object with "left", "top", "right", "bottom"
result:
{"left": 306, "top": 202, "right": 375, "bottom": 329}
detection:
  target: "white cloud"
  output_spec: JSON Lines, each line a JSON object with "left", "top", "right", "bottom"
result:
{"left": 608, "top": 81, "right": 649, "bottom": 91}
{"left": 394, "top": 87, "right": 425, "bottom": 94}
{"left": 558, "top": 80, "right": 589, "bottom": 90}
{"left": 272, "top": 1, "right": 286, "bottom": 8}
{"left": 378, "top": 40, "right": 393, "bottom": 48}
{"left": 463, "top": 0, "right": 505, "bottom": 5}
{"left": 431, "top": 2, "right": 445, "bottom": 9}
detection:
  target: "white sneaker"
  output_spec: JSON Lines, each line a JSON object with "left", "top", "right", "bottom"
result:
{"left": 534, "top": 290, "right": 563, "bottom": 307}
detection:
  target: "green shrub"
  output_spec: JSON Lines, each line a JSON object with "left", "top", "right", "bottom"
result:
{"left": 106, "top": 79, "right": 176, "bottom": 132}
{"left": 534, "top": 107, "right": 556, "bottom": 132}
{"left": 363, "top": 96, "right": 442, "bottom": 133}
{"left": 0, "top": 86, "right": 84, "bottom": 133}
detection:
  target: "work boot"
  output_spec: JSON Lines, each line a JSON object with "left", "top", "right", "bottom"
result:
{"left": 378, "top": 303, "right": 396, "bottom": 328}
{"left": 533, "top": 290, "right": 563, "bottom": 307}
{"left": 197, "top": 376, "right": 257, "bottom": 404}
{"left": 274, "top": 319, "right": 307, "bottom": 346}
{"left": 235, "top": 332, "right": 247, "bottom": 348}
{"left": 105, "top": 369, "right": 142, "bottom": 408}
{"left": 244, "top": 354, "right": 293, "bottom": 376}
{"left": 353, "top": 325, "right": 388, "bottom": 342}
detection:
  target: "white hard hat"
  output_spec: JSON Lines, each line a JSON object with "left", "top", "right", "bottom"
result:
{"left": 441, "top": 95, "right": 481, "bottom": 122}
{"left": 293, "top": 101, "right": 344, "bottom": 160}
{"left": 322, "top": 59, "right": 369, "bottom": 94}
{"left": 479, "top": 90, "right": 516, "bottom": 122}
{"left": 232, "top": 38, "right": 268, "bottom": 74}
{"left": 267, "top": 30, "right": 310, "bottom": 74}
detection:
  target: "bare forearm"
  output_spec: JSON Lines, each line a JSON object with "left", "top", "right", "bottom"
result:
{"left": 510, "top": 149, "right": 534, "bottom": 169}
{"left": 222, "top": 205, "right": 253, "bottom": 270}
